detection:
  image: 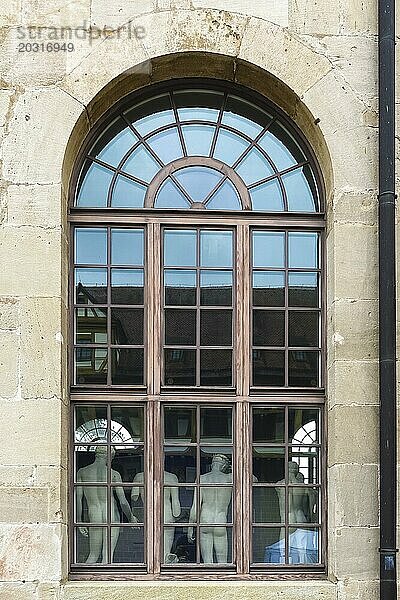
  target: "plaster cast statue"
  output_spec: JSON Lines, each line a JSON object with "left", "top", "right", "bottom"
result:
{"left": 76, "top": 446, "right": 137, "bottom": 563}
{"left": 132, "top": 470, "right": 181, "bottom": 562}
{"left": 188, "top": 454, "right": 232, "bottom": 564}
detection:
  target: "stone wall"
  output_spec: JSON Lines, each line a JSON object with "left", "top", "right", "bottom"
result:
{"left": 0, "top": 0, "right": 392, "bottom": 598}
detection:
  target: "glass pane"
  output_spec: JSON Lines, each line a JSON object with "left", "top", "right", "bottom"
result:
{"left": 111, "top": 308, "right": 144, "bottom": 345}
{"left": 95, "top": 120, "right": 137, "bottom": 167}
{"left": 111, "top": 228, "right": 144, "bottom": 266}
{"left": 111, "top": 406, "right": 144, "bottom": 442}
{"left": 74, "top": 406, "right": 107, "bottom": 443}
{"left": 289, "top": 311, "right": 319, "bottom": 347}
{"left": 76, "top": 307, "right": 107, "bottom": 344}
{"left": 112, "top": 526, "right": 144, "bottom": 564}
{"left": 111, "top": 348, "right": 144, "bottom": 385}
{"left": 164, "top": 406, "right": 196, "bottom": 442}
{"left": 174, "top": 89, "right": 222, "bottom": 122}
{"left": 199, "top": 527, "right": 233, "bottom": 564}
{"left": 289, "top": 272, "right": 318, "bottom": 307}
{"left": 250, "top": 178, "right": 284, "bottom": 212}
{"left": 200, "top": 448, "right": 232, "bottom": 476}
{"left": 165, "top": 270, "right": 196, "bottom": 306}
{"left": 174, "top": 166, "right": 222, "bottom": 203}
{"left": 213, "top": 129, "right": 249, "bottom": 166}
{"left": 181, "top": 124, "right": 215, "bottom": 156}
{"left": 164, "top": 230, "right": 196, "bottom": 267}
{"left": 253, "top": 310, "right": 285, "bottom": 347}
{"left": 76, "top": 162, "right": 113, "bottom": 207}
{"left": 253, "top": 487, "right": 283, "bottom": 523}
{"left": 110, "top": 486, "right": 143, "bottom": 523}
{"left": 284, "top": 165, "right": 318, "bottom": 212}
{"left": 111, "top": 269, "right": 144, "bottom": 305}
{"left": 254, "top": 527, "right": 284, "bottom": 564}
{"left": 112, "top": 447, "right": 144, "bottom": 483}
{"left": 75, "top": 348, "right": 107, "bottom": 385}
{"left": 253, "top": 271, "right": 285, "bottom": 307}
{"left": 74, "top": 446, "right": 105, "bottom": 481}
{"left": 289, "top": 408, "right": 319, "bottom": 444}
{"left": 200, "top": 230, "right": 232, "bottom": 268}
{"left": 147, "top": 127, "right": 183, "bottom": 164}
{"left": 75, "top": 228, "right": 107, "bottom": 265}
{"left": 126, "top": 94, "right": 174, "bottom": 136}
{"left": 75, "top": 268, "right": 107, "bottom": 304}
{"left": 155, "top": 178, "right": 191, "bottom": 209}
{"left": 253, "top": 407, "right": 285, "bottom": 443}
{"left": 164, "top": 349, "right": 196, "bottom": 386}
{"left": 259, "top": 121, "right": 305, "bottom": 171}
{"left": 165, "top": 309, "right": 196, "bottom": 345}
{"left": 253, "top": 447, "right": 285, "bottom": 483}
{"left": 236, "top": 148, "right": 274, "bottom": 185}
{"left": 223, "top": 95, "right": 271, "bottom": 137}
{"left": 289, "top": 448, "right": 320, "bottom": 484}
{"left": 200, "top": 350, "right": 232, "bottom": 386}
{"left": 75, "top": 526, "right": 107, "bottom": 563}
{"left": 131, "top": 487, "right": 145, "bottom": 523}
{"left": 288, "top": 232, "right": 318, "bottom": 268}
{"left": 75, "top": 486, "right": 107, "bottom": 522}
{"left": 112, "top": 175, "right": 146, "bottom": 208}
{"left": 288, "top": 527, "right": 319, "bottom": 564}
{"left": 201, "top": 407, "right": 232, "bottom": 442}
{"left": 288, "top": 350, "right": 319, "bottom": 387}
{"left": 122, "top": 145, "right": 160, "bottom": 183}
{"left": 200, "top": 310, "right": 232, "bottom": 346}
{"left": 206, "top": 180, "right": 241, "bottom": 210}
{"left": 252, "top": 231, "right": 285, "bottom": 268}
{"left": 253, "top": 349, "right": 285, "bottom": 386}
{"left": 163, "top": 526, "right": 196, "bottom": 564}
{"left": 164, "top": 446, "right": 196, "bottom": 483}
{"left": 164, "top": 487, "right": 195, "bottom": 524}
{"left": 200, "top": 271, "right": 232, "bottom": 306}
{"left": 289, "top": 487, "right": 319, "bottom": 524}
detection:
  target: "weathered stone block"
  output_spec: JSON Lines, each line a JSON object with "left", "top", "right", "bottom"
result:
{"left": 0, "top": 330, "right": 19, "bottom": 398}
{"left": 0, "top": 487, "right": 49, "bottom": 523}
{"left": 193, "top": 0, "right": 289, "bottom": 26}
{"left": 0, "top": 0, "right": 21, "bottom": 27}
{"left": 0, "top": 297, "right": 19, "bottom": 330}
{"left": 327, "top": 299, "right": 378, "bottom": 363}
{"left": 332, "top": 526, "right": 379, "bottom": 580}
{"left": 0, "top": 582, "right": 37, "bottom": 600}
{"left": 328, "top": 405, "right": 379, "bottom": 466}
{"left": 22, "top": 0, "right": 90, "bottom": 27}
{"left": 5, "top": 183, "right": 62, "bottom": 228}
{"left": 91, "top": 0, "right": 155, "bottom": 28}
{"left": 337, "top": 580, "right": 379, "bottom": 600}
{"left": 289, "top": 0, "right": 377, "bottom": 34}
{"left": 327, "top": 360, "right": 379, "bottom": 407}
{"left": 0, "top": 90, "right": 13, "bottom": 128}
{"left": 328, "top": 464, "right": 378, "bottom": 527}
{"left": 36, "top": 465, "right": 67, "bottom": 523}
{"left": 328, "top": 191, "right": 378, "bottom": 228}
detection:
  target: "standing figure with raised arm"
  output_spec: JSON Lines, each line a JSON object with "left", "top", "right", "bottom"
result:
{"left": 188, "top": 454, "right": 232, "bottom": 564}
{"left": 76, "top": 446, "right": 137, "bottom": 563}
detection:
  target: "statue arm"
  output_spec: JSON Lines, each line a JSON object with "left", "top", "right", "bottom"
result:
{"left": 76, "top": 471, "right": 88, "bottom": 536}
{"left": 114, "top": 472, "right": 137, "bottom": 523}
{"left": 170, "top": 475, "right": 181, "bottom": 518}
{"left": 131, "top": 473, "right": 144, "bottom": 501}
{"left": 187, "top": 490, "right": 198, "bottom": 542}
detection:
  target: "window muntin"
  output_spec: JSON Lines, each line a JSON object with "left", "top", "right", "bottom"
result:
{"left": 74, "top": 88, "right": 320, "bottom": 213}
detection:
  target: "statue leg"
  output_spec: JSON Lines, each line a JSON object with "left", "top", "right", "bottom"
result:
{"left": 213, "top": 527, "right": 228, "bottom": 563}
{"left": 111, "top": 527, "right": 120, "bottom": 562}
{"left": 164, "top": 527, "right": 175, "bottom": 562}
{"left": 200, "top": 528, "right": 214, "bottom": 563}
{"left": 86, "top": 528, "right": 103, "bottom": 563}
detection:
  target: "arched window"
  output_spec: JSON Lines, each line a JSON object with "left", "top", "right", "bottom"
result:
{"left": 70, "top": 81, "right": 325, "bottom": 577}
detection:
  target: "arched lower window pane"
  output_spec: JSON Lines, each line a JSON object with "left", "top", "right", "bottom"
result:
{"left": 174, "top": 166, "right": 222, "bottom": 203}
{"left": 206, "top": 180, "right": 241, "bottom": 210}
{"left": 250, "top": 179, "right": 284, "bottom": 212}
{"left": 112, "top": 175, "right": 147, "bottom": 208}
{"left": 155, "top": 179, "right": 191, "bottom": 209}
{"left": 77, "top": 163, "right": 113, "bottom": 207}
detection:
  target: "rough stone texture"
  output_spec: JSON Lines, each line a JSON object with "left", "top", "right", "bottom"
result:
{"left": 337, "top": 580, "right": 379, "bottom": 600}
{"left": 91, "top": 0, "right": 156, "bottom": 27}
{"left": 0, "top": 0, "right": 21, "bottom": 27}
{"left": 329, "top": 464, "right": 378, "bottom": 527}
{"left": 0, "top": 330, "right": 19, "bottom": 398}
{"left": 289, "top": 0, "right": 377, "bottom": 35}
{"left": 0, "top": 487, "right": 49, "bottom": 523}
{"left": 0, "top": 582, "right": 37, "bottom": 600}
{"left": 327, "top": 360, "right": 378, "bottom": 408}
{"left": 5, "top": 183, "right": 62, "bottom": 229}
{"left": 193, "top": 0, "right": 289, "bottom": 25}
{"left": 327, "top": 299, "right": 378, "bottom": 363}
{"left": 332, "top": 526, "right": 379, "bottom": 580}
{"left": 328, "top": 405, "right": 379, "bottom": 466}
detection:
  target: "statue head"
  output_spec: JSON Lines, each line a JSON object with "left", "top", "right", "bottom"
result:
{"left": 211, "top": 454, "right": 230, "bottom": 473}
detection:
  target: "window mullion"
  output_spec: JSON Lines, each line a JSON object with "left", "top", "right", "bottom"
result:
{"left": 149, "top": 222, "right": 161, "bottom": 394}
{"left": 239, "top": 224, "right": 251, "bottom": 396}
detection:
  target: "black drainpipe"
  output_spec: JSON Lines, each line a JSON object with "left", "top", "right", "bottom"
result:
{"left": 378, "top": 0, "right": 397, "bottom": 598}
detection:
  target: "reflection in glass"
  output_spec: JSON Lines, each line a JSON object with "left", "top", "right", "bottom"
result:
{"left": 253, "top": 271, "right": 285, "bottom": 307}
{"left": 223, "top": 95, "right": 271, "bottom": 136}
{"left": 289, "top": 447, "right": 319, "bottom": 485}
{"left": 200, "top": 310, "right": 232, "bottom": 346}
{"left": 111, "top": 486, "right": 144, "bottom": 523}
{"left": 164, "top": 487, "right": 194, "bottom": 524}
{"left": 201, "top": 407, "right": 232, "bottom": 442}
{"left": 75, "top": 228, "right": 107, "bottom": 265}
{"left": 252, "top": 447, "right": 285, "bottom": 483}
{"left": 111, "top": 269, "right": 144, "bottom": 305}
{"left": 165, "top": 309, "right": 196, "bottom": 346}
{"left": 253, "top": 527, "right": 283, "bottom": 564}
{"left": 112, "top": 175, "right": 146, "bottom": 208}
{"left": 112, "top": 527, "right": 145, "bottom": 564}
{"left": 289, "top": 272, "right": 318, "bottom": 307}
{"left": 111, "top": 446, "right": 144, "bottom": 483}
{"left": 76, "top": 307, "right": 107, "bottom": 344}
{"left": 250, "top": 178, "right": 284, "bottom": 212}
{"left": 95, "top": 121, "right": 137, "bottom": 167}
{"left": 111, "top": 229, "right": 144, "bottom": 266}
{"left": 252, "top": 231, "right": 285, "bottom": 268}
{"left": 181, "top": 124, "right": 215, "bottom": 156}
{"left": 163, "top": 527, "right": 196, "bottom": 564}
{"left": 111, "top": 308, "right": 144, "bottom": 345}
{"left": 289, "top": 408, "right": 319, "bottom": 444}
{"left": 111, "top": 348, "right": 144, "bottom": 385}
{"left": 174, "top": 166, "right": 222, "bottom": 203}
{"left": 76, "top": 163, "right": 113, "bottom": 207}
{"left": 253, "top": 310, "right": 285, "bottom": 347}
{"left": 155, "top": 178, "right": 191, "bottom": 209}
{"left": 284, "top": 165, "right": 317, "bottom": 212}
{"left": 147, "top": 127, "right": 183, "bottom": 164}
{"left": 289, "top": 311, "right": 319, "bottom": 347}
{"left": 206, "top": 179, "right": 241, "bottom": 210}
{"left": 75, "top": 527, "right": 107, "bottom": 563}
{"left": 75, "top": 486, "right": 107, "bottom": 518}
{"left": 288, "top": 487, "right": 319, "bottom": 524}
{"left": 200, "top": 230, "right": 233, "bottom": 267}
{"left": 253, "top": 407, "right": 285, "bottom": 443}
{"left": 75, "top": 268, "right": 107, "bottom": 304}
{"left": 126, "top": 94, "right": 174, "bottom": 136}
{"left": 111, "top": 406, "right": 144, "bottom": 442}
{"left": 200, "top": 447, "right": 232, "bottom": 475}
{"left": 122, "top": 145, "right": 160, "bottom": 183}
{"left": 288, "top": 350, "right": 319, "bottom": 387}
{"left": 164, "top": 230, "right": 196, "bottom": 267}
{"left": 165, "top": 270, "right": 196, "bottom": 306}
{"left": 259, "top": 122, "right": 305, "bottom": 170}
{"left": 236, "top": 148, "right": 274, "bottom": 185}
{"left": 74, "top": 406, "right": 107, "bottom": 443}
{"left": 164, "top": 447, "right": 196, "bottom": 482}
{"left": 288, "top": 527, "right": 319, "bottom": 564}
{"left": 200, "top": 349, "right": 232, "bottom": 386}
{"left": 253, "top": 349, "right": 285, "bottom": 386}
{"left": 174, "top": 89, "right": 222, "bottom": 123}
{"left": 253, "top": 487, "right": 283, "bottom": 523}
{"left": 164, "top": 406, "right": 196, "bottom": 442}
{"left": 213, "top": 129, "right": 249, "bottom": 166}
{"left": 288, "top": 232, "right": 318, "bottom": 268}
{"left": 164, "top": 349, "right": 196, "bottom": 386}
{"left": 199, "top": 527, "right": 233, "bottom": 564}
{"left": 76, "top": 347, "right": 107, "bottom": 384}
{"left": 200, "top": 271, "right": 232, "bottom": 306}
